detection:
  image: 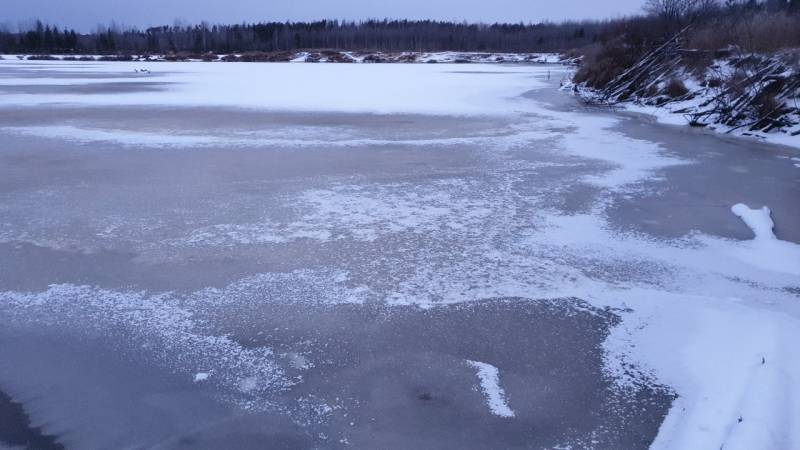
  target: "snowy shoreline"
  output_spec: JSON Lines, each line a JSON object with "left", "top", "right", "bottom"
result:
{"left": 612, "top": 100, "right": 800, "bottom": 151}
{"left": 0, "top": 51, "right": 566, "bottom": 64}
{"left": 566, "top": 84, "right": 800, "bottom": 151}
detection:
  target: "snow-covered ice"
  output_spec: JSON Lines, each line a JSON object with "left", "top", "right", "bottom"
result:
{"left": 0, "top": 60, "right": 544, "bottom": 116}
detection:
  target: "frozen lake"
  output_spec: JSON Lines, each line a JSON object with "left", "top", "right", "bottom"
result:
{"left": 0, "top": 60, "right": 799, "bottom": 449}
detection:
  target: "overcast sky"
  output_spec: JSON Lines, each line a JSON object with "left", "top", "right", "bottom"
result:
{"left": 4, "top": 0, "right": 645, "bottom": 31}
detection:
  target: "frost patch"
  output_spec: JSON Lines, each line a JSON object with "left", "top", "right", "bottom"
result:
{"left": 0, "top": 269, "right": 369, "bottom": 411}
{"left": 176, "top": 180, "right": 494, "bottom": 247}
{"left": 1, "top": 125, "right": 516, "bottom": 150}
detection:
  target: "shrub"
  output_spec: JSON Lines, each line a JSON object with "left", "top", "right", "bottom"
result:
{"left": 737, "top": 12, "right": 800, "bottom": 53}
{"left": 689, "top": 11, "right": 800, "bottom": 53}
{"left": 753, "top": 91, "right": 781, "bottom": 119}
{"left": 397, "top": 53, "right": 417, "bottom": 63}
{"left": 236, "top": 52, "right": 293, "bottom": 62}
{"left": 664, "top": 78, "right": 689, "bottom": 97}
{"left": 783, "top": 50, "right": 800, "bottom": 70}
{"left": 682, "top": 50, "right": 714, "bottom": 78}
{"left": 573, "top": 39, "right": 638, "bottom": 89}
{"left": 162, "top": 53, "right": 189, "bottom": 61}
{"left": 363, "top": 54, "right": 386, "bottom": 63}
{"left": 98, "top": 54, "right": 134, "bottom": 61}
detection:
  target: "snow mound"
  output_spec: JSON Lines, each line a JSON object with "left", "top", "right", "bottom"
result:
{"left": 466, "top": 360, "right": 515, "bottom": 418}
{"left": 194, "top": 372, "right": 209, "bottom": 382}
{"left": 732, "top": 204, "right": 776, "bottom": 240}
{"left": 729, "top": 203, "right": 800, "bottom": 276}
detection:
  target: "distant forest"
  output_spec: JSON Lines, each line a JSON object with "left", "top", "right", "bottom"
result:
{"left": 2, "top": 0, "right": 798, "bottom": 56}
{"left": 0, "top": 19, "right": 603, "bottom": 55}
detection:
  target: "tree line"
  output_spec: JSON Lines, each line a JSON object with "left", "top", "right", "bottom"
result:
{"left": 0, "top": 19, "right": 605, "bottom": 55}
{"left": 575, "top": 0, "right": 800, "bottom": 88}
{"left": 2, "top": 1, "right": 797, "bottom": 57}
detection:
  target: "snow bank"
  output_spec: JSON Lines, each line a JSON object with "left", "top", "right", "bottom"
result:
{"left": 531, "top": 207, "right": 800, "bottom": 449}
{"left": 606, "top": 290, "right": 800, "bottom": 450}
{"left": 466, "top": 360, "right": 515, "bottom": 418}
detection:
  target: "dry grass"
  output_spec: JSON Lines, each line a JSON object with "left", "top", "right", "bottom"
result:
{"left": 689, "top": 12, "right": 800, "bottom": 53}
{"left": 753, "top": 91, "right": 781, "bottom": 119}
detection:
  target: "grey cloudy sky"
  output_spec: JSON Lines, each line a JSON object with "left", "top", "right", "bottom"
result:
{"left": 5, "top": 0, "right": 645, "bottom": 31}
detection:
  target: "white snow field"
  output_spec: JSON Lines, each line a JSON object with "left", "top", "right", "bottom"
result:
{"left": 0, "top": 60, "right": 541, "bottom": 115}
{"left": 0, "top": 59, "right": 799, "bottom": 449}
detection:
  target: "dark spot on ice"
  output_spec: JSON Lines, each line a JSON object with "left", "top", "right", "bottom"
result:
{"left": 418, "top": 392, "right": 434, "bottom": 401}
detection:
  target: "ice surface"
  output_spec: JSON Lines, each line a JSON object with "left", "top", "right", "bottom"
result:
{"left": 0, "top": 271, "right": 369, "bottom": 412}
{"left": 1, "top": 60, "right": 799, "bottom": 449}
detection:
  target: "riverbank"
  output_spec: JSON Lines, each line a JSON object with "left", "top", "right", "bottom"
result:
{"left": 570, "top": 50, "right": 800, "bottom": 150}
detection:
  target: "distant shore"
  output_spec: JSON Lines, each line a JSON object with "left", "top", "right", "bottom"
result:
{"left": 0, "top": 51, "right": 569, "bottom": 64}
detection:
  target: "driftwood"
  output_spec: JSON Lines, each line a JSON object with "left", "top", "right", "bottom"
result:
{"left": 691, "top": 59, "right": 800, "bottom": 132}
{"left": 600, "top": 26, "right": 692, "bottom": 104}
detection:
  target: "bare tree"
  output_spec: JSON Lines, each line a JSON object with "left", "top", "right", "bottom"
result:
{"left": 644, "top": 0, "right": 696, "bottom": 21}
{"left": 645, "top": 0, "right": 721, "bottom": 22}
